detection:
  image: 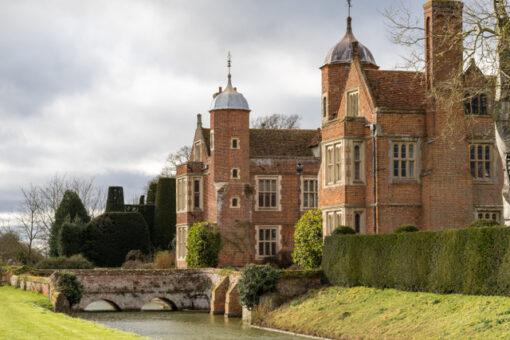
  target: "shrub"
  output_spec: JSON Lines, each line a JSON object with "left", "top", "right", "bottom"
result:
{"left": 322, "top": 226, "right": 510, "bottom": 296}
{"left": 332, "top": 226, "right": 356, "bottom": 235}
{"left": 292, "top": 209, "right": 323, "bottom": 269}
{"left": 81, "top": 212, "right": 151, "bottom": 267}
{"left": 121, "top": 260, "right": 154, "bottom": 269}
{"left": 58, "top": 223, "right": 86, "bottom": 257}
{"left": 469, "top": 219, "right": 500, "bottom": 228}
{"left": 393, "top": 224, "right": 419, "bottom": 233}
{"left": 49, "top": 190, "right": 90, "bottom": 257}
{"left": 35, "top": 254, "right": 93, "bottom": 269}
{"left": 238, "top": 264, "right": 281, "bottom": 310}
{"left": 186, "top": 221, "right": 221, "bottom": 268}
{"left": 153, "top": 177, "right": 176, "bottom": 250}
{"left": 53, "top": 272, "right": 83, "bottom": 306}
{"left": 154, "top": 250, "right": 175, "bottom": 269}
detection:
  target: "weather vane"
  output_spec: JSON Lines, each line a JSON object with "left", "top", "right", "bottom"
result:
{"left": 227, "top": 51, "right": 231, "bottom": 76}
{"left": 347, "top": 0, "right": 352, "bottom": 17}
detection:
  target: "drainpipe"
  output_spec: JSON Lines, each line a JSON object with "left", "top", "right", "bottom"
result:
{"left": 366, "top": 124, "right": 378, "bottom": 234}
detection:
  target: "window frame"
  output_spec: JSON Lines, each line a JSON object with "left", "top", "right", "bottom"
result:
{"left": 322, "top": 94, "right": 328, "bottom": 118}
{"left": 324, "top": 141, "right": 342, "bottom": 186}
{"left": 176, "top": 224, "right": 189, "bottom": 260}
{"left": 352, "top": 141, "right": 365, "bottom": 183}
{"left": 191, "top": 176, "right": 203, "bottom": 211}
{"left": 255, "top": 225, "right": 281, "bottom": 259}
{"left": 231, "top": 168, "right": 240, "bottom": 179}
{"left": 231, "top": 137, "right": 240, "bottom": 149}
{"left": 231, "top": 197, "right": 240, "bottom": 208}
{"left": 470, "top": 143, "right": 492, "bottom": 181}
{"left": 346, "top": 89, "right": 359, "bottom": 117}
{"left": 391, "top": 141, "right": 417, "bottom": 180}
{"left": 301, "top": 176, "right": 318, "bottom": 211}
{"left": 255, "top": 175, "right": 281, "bottom": 211}
{"left": 210, "top": 130, "right": 214, "bottom": 151}
{"left": 176, "top": 176, "right": 188, "bottom": 213}
{"left": 194, "top": 141, "right": 202, "bottom": 161}
{"left": 464, "top": 93, "right": 489, "bottom": 116}
{"left": 324, "top": 209, "right": 343, "bottom": 236}
{"left": 475, "top": 209, "right": 501, "bottom": 223}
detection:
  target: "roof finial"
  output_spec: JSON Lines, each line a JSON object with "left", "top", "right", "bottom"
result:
{"left": 227, "top": 51, "right": 232, "bottom": 78}
{"left": 347, "top": 0, "right": 352, "bottom": 17}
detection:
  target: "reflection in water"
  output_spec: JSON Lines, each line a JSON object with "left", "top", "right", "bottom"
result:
{"left": 77, "top": 311, "right": 308, "bottom": 340}
{"left": 84, "top": 300, "right": 118, "bottom": 312}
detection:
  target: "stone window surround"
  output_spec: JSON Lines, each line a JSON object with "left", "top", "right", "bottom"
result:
{"left": 176, "top": 176, "right": 188, "bottom": 213}
{"left": 231, "top": 168, "right": 240, "bottom": 179}
{"left": 231, "top": 196, "right": 240, "bottom": 208}
{"left": 191, "top": 176, "right": 203, "bottom": 211}
{"left": 322, "top": 93, "right": 328, "bottom": 119}
{"left": 254, "top": 225, "right": 281, "bottom": 260}
{"left": 389, "top": 137, "right": 420, "bottom": 184}
{"left": 210, "top": 130, "right": 214, "bottom": 151}
{"left": 231, "top": 137, "right": 240, "bottom": 149}
{"left": 469, "top": 143, "right": 493, "bottom": 183}
{"left": 194, "top": 141, "right": 202, "bottom": 161}
{"left": 323, "top": 208, "right": 343, "bottom": 237}
{"left": 474, "top": 206, "right": 502, "bottom": 224}
{"left": 346, "top": 87, "right": 359, "bottom": 117}
{"left": 254, "top": 175, "right": 282, "bottom": 211}
{"left": 301, "top": 175, "right": 319, "bottom": 211}
{"left": 322, "top": 138, "right": 365, "bottom": 187}
{"left": 324, "top": 140, "right": 342, "bottom": 187}
{"left": 176, "top": 224, "right": 189, "bottom": 261}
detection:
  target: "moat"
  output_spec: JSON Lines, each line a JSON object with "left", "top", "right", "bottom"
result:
{"left": 77, "top": 311, "right": 308, "bottom": 339}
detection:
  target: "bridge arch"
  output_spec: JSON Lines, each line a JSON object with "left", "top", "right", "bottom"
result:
{"left": 141, "top": 297, "right": 178, "bottom": 311}
{"left": 83, "top": 299, "right": 121, "bottom": 312}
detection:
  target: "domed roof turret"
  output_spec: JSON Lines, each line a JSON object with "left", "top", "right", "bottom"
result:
{"left": 210, "top": 53, "right": 249, "bottom": 111}
{"left": 323, "top": 17, "right": 377, "bottom": 67}
{"left": 210, "top": 75, "right": 249, "bottom": 111}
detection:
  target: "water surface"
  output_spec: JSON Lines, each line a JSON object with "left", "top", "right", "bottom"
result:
{"left": 78, "top": 311, "right": 308, "bottom": 340}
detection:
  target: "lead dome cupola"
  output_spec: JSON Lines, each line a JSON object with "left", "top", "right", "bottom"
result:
{"left": 323, "top": 17, "right": 377, "bottom": 67}
{"left": 210, "top": 54, "right": 249, "bottom": 111}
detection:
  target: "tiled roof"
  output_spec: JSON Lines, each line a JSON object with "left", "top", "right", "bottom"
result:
{"left": 249, "top": 129, "right": 320, "bottom": 158}
{"left": 364, "top": 70, "right": 426, "bottom": 110}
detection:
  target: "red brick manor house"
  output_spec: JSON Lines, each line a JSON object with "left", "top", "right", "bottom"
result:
{"left": 175, "top": 0, "right": 503, "bottom": 268}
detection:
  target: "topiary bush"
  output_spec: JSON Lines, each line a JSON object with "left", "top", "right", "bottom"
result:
{"left": 53, "top": 271, "right": 83, "bottom": 306}
{"left": 105, "top": 186, "right": 125, "bottom": 212}
{"left": 393, "top": 224, "right": 419, "bottom": 233}
{"left": 35, "top": 254, "right": 93, "bottom": 269}
{"left": 332, "top": 226, "right": 356, "bottom": 235}
{"left": 238, "top": 264, "right": 281, "bottom": 310}
{"left": 292, "top": 209, "right": 323, "bottom": 269}
{"left": 469, "top": 219, "right": 500, "bottom": 228}
{"left": 58, "top": 223, "right": 86, "bottom": 257}
{"left": 153, "top": 177, "right": 176, "bottom": 250}
{"left": 49, "top": 190, "right": 90, "bottom": 257}
{"left": 322, "top": 226, "right": 510, "bottom": 296}
{"left": 146, "top": 181, "right": 158, "bottom": 205}
{"left": 186, "top": 221, "right": 221, "bottom": 268}
{"left": 81, "top": 212, "right": 151, "bottom": 267}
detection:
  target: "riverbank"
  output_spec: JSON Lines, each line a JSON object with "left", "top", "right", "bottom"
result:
{"left": 252, "top": 286, "right": 510, "bottom": 339}
{"left": 0, "top": 286, "right": 141, "bottom": 340}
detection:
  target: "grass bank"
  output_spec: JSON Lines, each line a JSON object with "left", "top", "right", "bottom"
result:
{"left": 0, "top": 286, "right": 141, "bottom": 340}
{"left": 253, "top": 286, "right": 510, "bottom": 339}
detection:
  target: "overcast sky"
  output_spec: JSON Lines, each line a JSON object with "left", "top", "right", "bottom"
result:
{"left": 0, "top": 0, "right": 426, "bottom": 219}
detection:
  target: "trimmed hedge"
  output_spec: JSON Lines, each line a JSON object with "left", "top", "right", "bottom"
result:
{"left": 82, "top": 212, "right": 151, "bottom": 267}
{"left": 393, "top": 224, "right": 419, "bottom": 233}
{"left": 332, "top": 226, "right": 356, "bottom": 235}
{"left": 469, "top": 219, "right": 500, "bottom": 228}
{"left": 153, "top": 177, "right": 176, "bottom": 250}
{"left": 322, "top": 227, "right": 510, "bottom": 295}
{"left": 105, "top": 186, "right": 125, "bottom": 212}
{"left": 58, "top": 223, "right": 86, "bottom": 257}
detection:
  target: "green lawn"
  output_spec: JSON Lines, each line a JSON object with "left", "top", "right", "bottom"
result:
{"left": 253, "top": 286, "right": 510, "bottom": 339}
{"left": 0, "top": 286, "right": 142, "bottom": 340}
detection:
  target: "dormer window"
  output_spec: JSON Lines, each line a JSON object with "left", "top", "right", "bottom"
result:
{"left": 194, "top": 141, "right": 201, "bottom": 161}
{"left": 464, "top": 93, "right": 488, "bottom": 115}
{"left": 347, "top": 90, "right": 359, "bottom": 117}
{"left": 231, "top": 138, "right": 239, "bottom": 149}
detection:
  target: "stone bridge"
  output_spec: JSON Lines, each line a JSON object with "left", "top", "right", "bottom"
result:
{"left": 4, "top": 268, "right": 321, "bottom": 318}
{"left": 73, "top": 269, "right": 238, "bottom": 314}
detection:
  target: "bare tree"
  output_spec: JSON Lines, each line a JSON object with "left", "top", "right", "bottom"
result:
{"left": 17, "top": 185, "right": 43, "bottom": 264}
{"left": 161, "top": 145, "right": 191, "bottom": 177}
{"left": 384, "top": 0, "right": 510, "bottom": 223}
{"left": 251, "top": 113, "right": 301, "bottom": 129}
